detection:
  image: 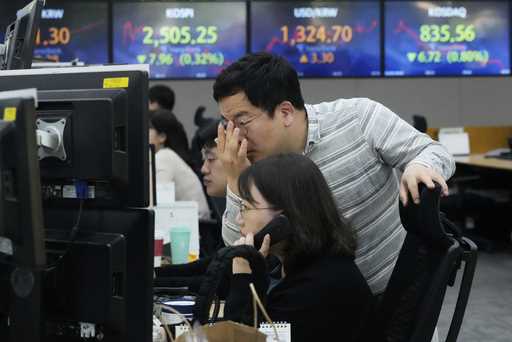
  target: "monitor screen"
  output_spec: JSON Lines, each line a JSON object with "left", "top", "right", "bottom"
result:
{"left": 113, "top": 2, "right": 247, "bottom": 79}
{"left": 385, "top": 1, "right": 510, "bottom": 76}
{"left": 32, "top": 1, "right": 109, "bottom": 64}
{"left": 250, "top": 1, "right": 381, "bottom": 77}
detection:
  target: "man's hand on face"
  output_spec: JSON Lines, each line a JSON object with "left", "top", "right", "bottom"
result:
{"left": 217, "top": 120, "right": 251, "bottom": 190}
{"left": 399, "top": 163, "right": 449, "bottom": 206}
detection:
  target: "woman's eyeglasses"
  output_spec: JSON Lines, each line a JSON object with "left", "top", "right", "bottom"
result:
{"left": 239, "top": 203, "right": 275, "bottom": 215}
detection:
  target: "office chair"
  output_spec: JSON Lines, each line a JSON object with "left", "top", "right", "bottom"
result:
{"left": 199, "top": 218, "right": 223, "bottom": 258}
{"left": 412, "top": 115, "right": 428, "bottom": 133}
{"left": 367, "top": 184, "right": 477, "bottom": 342}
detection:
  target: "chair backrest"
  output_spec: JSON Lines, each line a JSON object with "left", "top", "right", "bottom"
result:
{"left": 371, "top": 184, "right": 476, "bottom": 342}
{"left": 412, "top": 115, "right": 428, "bottom": 133}
{"left": 199, "top": 219, "right": 223, "bottom": 258}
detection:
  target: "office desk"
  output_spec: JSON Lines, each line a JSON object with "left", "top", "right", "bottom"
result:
{"left": 454, "top": 154, "right": 512, "bottom": 172}
{"left": 453, "top": 154, "right": 512, "bottom": 190}
{"left": 450, "top": 154, "right": 512, "bottom": 249}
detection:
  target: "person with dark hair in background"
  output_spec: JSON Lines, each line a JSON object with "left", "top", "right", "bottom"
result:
{"left": 199, "top": 121, "right": 227, "bottom": 198}
{"left": 148, "top": 84, "right": 191, "bottom": 165}
{"left": 214, "top": 52, "right": 456, "bottom": 295}
{"left": 149, "top": 84, "right": 176, "bottom": 111}
{"left": 197, "top": 121, "right": 228, "bottom": 254}
{"left": 149, "top": 109, "right": 191, "bottom": 165}
{"left": 149, "top": 109, "right": 210, "bottom": 219}
{"left": 199, "top": 120, "right": 227, "bottom": 218}
{"left": 153, "top": 122, "right": 227, "bottom": 289}
{"left": 190, "top": 106, "right": 218, "bottom": 174}
{"left": 224, "top": 154, "right": 373, "bottom": 342}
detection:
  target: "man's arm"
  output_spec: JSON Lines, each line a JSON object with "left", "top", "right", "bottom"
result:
{"left": 222, "top": 186, "right": 243, "bottom": 246}
{"left": 357, "top": 98, "right": 456, "bottom": 203}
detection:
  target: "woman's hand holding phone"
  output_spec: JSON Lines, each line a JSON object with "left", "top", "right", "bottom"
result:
{"left": 232, "top": 233, "right": 271, "bottom": 274}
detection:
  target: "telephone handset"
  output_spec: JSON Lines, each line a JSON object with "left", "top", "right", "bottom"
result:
{"left": 253, "top": 214, "right": 292, "bottom": 250}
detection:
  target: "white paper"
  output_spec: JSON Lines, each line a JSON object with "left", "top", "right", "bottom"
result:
{"left": 484, "top": 147, "right": 511, "bottom": 157}
{"left": 175, "top": 322, "right": 292, "bottom": 342}
{"left": 156, "top": 183, "right": 175, "bottom": 206}
{"left": 439, "top": 132, "right": 470, "bottom": 156}
{"left": 439, "top": 127, "right": 464, "bottom": 134}
{"left": 259, "top": 322, "right": 291, "bottom": 342}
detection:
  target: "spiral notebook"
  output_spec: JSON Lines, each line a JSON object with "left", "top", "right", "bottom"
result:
{"left": 174, "top": 322, "right": 291, "bottom": 341}
{"left": 259, "top": 322, "right": 291, "bottom": 342}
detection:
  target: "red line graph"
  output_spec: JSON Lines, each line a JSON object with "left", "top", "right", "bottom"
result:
{"left": 122, "top": 21, "right": 144, "bottom": 45}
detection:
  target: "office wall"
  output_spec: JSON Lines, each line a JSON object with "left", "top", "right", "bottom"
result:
{"left": 152, "top": 77, "right": 512, "bottom": 141}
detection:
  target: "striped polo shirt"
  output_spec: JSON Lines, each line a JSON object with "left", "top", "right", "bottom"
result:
{"left": 222, "top": 97, "right": 455, "bottom": 294}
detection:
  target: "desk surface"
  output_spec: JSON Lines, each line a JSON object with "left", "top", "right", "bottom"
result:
{"left": 454, "top": 154, "right": 512, "bottom": 171}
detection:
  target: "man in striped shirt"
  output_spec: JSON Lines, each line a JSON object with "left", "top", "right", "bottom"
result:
{"left": 214, "top": 53, "right": 455, "bottom": 295}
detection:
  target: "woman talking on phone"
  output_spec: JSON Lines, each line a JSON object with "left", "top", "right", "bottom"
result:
{"left": 224, "top": 153, "right": 373, "bottom": 342}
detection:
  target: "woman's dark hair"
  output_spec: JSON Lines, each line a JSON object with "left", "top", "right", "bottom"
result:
{"left": 213, "top": 53, "right": 305, "bottom": 117}
{"left": 238, "top": 154, "right": 356, "bottom": 273}
{"left": 149, "top": 109, "right": 191, "bottom": 165}
{"left": 149, "top": 84, "right": 175, "bottom": 111}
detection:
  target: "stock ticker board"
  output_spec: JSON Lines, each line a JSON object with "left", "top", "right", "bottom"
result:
{"left": 385, "top": 1, "right": 510, "bottom": 76}
{"left": 0, "top": 2, "right": 109, "bottom": 64}
{"left": 251, "top": 1, "right": 381, "bottom": 77}
{"left": 113, "top": 2, "right": 247, "bottom": 79}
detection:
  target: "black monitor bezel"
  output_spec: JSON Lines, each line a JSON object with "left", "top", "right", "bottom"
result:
{"left": 0, "top": 0, "right": 45, "bottom": 70}
{"left": 0, "top": 66, "right": 150, "bottom": 208}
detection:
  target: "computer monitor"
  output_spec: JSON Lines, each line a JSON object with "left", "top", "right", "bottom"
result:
{"left": 36, "top": 89, "right": 129, "bottom": 203}
{"left": 0, "top": 88, "right": 46, "bottom": 342}
{"left": 0, "top": 83, "right": 154, "bottom": 341}
{"left": 43, "top": 207, "right": 154, "bottom": 342}
{"left": 0, "top": 65, "right": 150, "bottom": 208}
{"left": 0, "top": 0, "right": 45, "bottom": 70}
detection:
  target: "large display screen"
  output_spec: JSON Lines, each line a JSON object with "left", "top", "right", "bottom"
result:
{"left": 250, "top": 1, "right": 381, "bottom": 77}
{"left": 32, "top": 2, "right": 109, "bottom": 64}
{"left": 0, "top": 2, "right": 108, "bottom": 64}
{"left": 385, "top": 1, "right": 510, "bottom": 76}
{"left": 113, "top": 2, "right": 247, "bottom": 79}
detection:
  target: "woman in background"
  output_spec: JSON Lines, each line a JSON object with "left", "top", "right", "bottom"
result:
{"left": 149, "top": 109, "right": 210, "bottom": 219}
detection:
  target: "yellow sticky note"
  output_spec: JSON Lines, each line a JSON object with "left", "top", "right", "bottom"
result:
{"left": 103, "top": 77, "right": 129, "bottom": 89}
{"left": 3, "top": 107, "right": 16, "bottom": 122}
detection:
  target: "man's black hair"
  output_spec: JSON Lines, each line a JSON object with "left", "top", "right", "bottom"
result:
{"left": 213, "top": 53, "right": 305, "bottom": 117}
{"left": 149, "top": 84, "right": 175, "bottom": 111}
{"left": 198, "top": 120, "right": 220, "bottom": 150}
